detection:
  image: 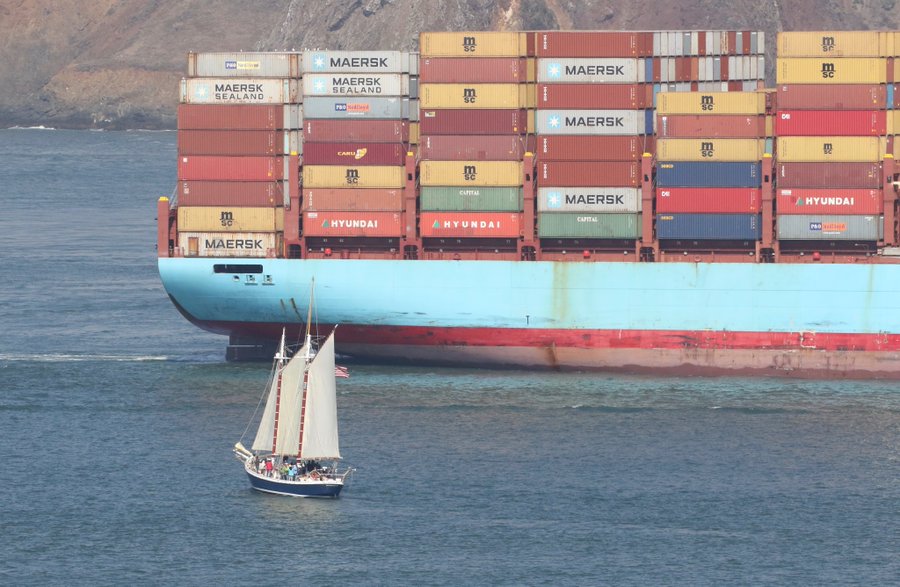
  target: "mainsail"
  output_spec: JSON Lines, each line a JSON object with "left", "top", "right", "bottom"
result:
{"left": 300, "top": 332, "right": 341, "bottom": 460}
{"left": 251, "top": 339, "right": 310, "bottom": 454}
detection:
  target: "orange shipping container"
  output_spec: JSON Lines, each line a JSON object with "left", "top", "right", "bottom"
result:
{"left": 302, "top": 211, "right": 403, "bottom": 237}
{"left": 302, "top": 188, "right": 403, "bottom": 211}
{"left": 420, "top": 212, "right": 522, "bottom": 238}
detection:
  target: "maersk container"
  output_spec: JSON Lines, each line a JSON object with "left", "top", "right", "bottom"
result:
{"left": 419, "top": 84, "right": 534, "bottom": 109}
{"left": 302, "top": 165, "right": 405, "bottom": 189}
{"left": 302, "top": 211, "right": 403, "bottom": 237}
{"left": 536, "top": 83, "right": 653, "bottom": 109}
{"left": 535, "top": 31, "right": 653, "bottom": 58}
{"left": 656, "top": 161, "right": 761, "bottom": 188}
{"left": 177, "top": 181, "right": 285, "bottom": 207}
{"left": 535, "top": 109, "right": 652, "bottom": 135}
{"left": 302, "top": 74, "right": 410, "bottom": 97}
{"left": 420, "top": 109, "right": 530, "bottom": 135}
{"left": 539, "top": 161, "right": 640, "bottom": 187}
{"left": 775, "top": 110, "right": 886, "bottom": 136}
{"left": 657, "top": 138, "right": 765, "bottom": 162}
{"left": 301, "top": 51, "right": 413, "bottom": 73}
{"left": 419, "top": 57, "right": 532, "bottom": 83}
{"left": 419, "top": 212, "right": 522, "bottom": 238}
{"left": 537, "top": 187, "right": 641, "bottom": 213}
{"left": 656, "top": 187, "right": 760, "bottom": 213}
{"left": 776, "top": 214, "right": 883, "bottom": 240}
{"left": 302, "top": 142, "right": 405, "bottom": 166}
{"left": 301, "top": 188, "right": 403, "bottom": 211}
{"left": 537, "top": 135, "right": 654, "bottom": 161}
{"left": 177, "top": 130, "right": 301, "bottom": 156}
{"left": 776, "top": 136, "right": 884, "bottom": 163}
{"left": 537, "top": 212, "right": 641, "bottom": 239}
{"left": 177, "top": 206, "right": 283, "bottom": 232}
{"left": 776, "top": 31, "right": 891, "bottom": 58}
{"left": 420, "top": 186, "right": 523, "bottom": 211}
{"left": 777, "top": 58, "right": 887, "bottom": 84}
{"left": 177, "top": 104, "right": 302, "bottom": 130}
{"left": 536, "top": 58, "right": 642, "bottom": 83}
{"left": 303, "top": 119, "right": 409, "bottom": 142}
{"left": 656, "top": 91, "right": 765, "bottom": 115}
{"left": 776, "top": 162, "right": 881, "bottom": 189}
{"left": 302, "top": 96, "right": 410, "bottom": 119}
{"left": 420, "top": 161, "right": 523, "bottom": 187}
{"left": 776, "top": 84, "right": 886, "bottom": 110}
{"left": 187, "top": 52, "right": 300, "bottom": 78}
{"left": 180, "top": 78, "right": 301, "bottom": 105}
{"left": 656, "top": 213, "right": 761, "bottom": 240}
{"left": 776, "top": 188, "right": 883, "bottom": 214}
{"left": 178, "top": 232, "right": 279, "bottom": 258}
{"left": 419, "top": 32, "right": 527, "bottom": 57}
{"left": 420, "top": 135, "right": 529, "bottom": 161}
{"left": 657, "top": 114, "right": 767, "bottom": 139}
{"left": 177, "top": 156, "right": 286, "bottom": 181}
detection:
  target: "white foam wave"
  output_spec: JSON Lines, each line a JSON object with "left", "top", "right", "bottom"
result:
{"left": 0, "top": 353, "right": 168, "bottom": 362}
{"left": 7, "top": 125, "right": 56, "bottom": 130}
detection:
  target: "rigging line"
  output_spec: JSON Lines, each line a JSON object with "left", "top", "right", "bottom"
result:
{"left": 238, "top": 358, "right": 278, "bottom": 444}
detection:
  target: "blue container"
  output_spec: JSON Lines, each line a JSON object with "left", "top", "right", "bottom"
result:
{"left": 656, "top": 161, "right": 761, "bottom": 188}
{"left": 656, "top": 213, "right": 761, "bottom": 240}
{"left": 888, "top": 84, "right": 895, "bottom": 110}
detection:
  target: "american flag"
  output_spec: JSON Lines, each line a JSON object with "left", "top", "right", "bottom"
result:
{"left": 334, "top": 365, "right": 350, "bottom": 378}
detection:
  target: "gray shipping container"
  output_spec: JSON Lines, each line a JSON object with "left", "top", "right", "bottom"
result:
{"left": 180, "top": 78, "right": 301, "bottom": 105}
{"left": 302, "top": 96, "right": 410, "bottom": 119}
{"left": 538, "top": 212, "right": 641, "bottom": 239}
{"left": 187, "top": 52, "right": 300, "bottom": 78}
{"left": 537, "top": 187, "right": 641, "bottom": 213}
{"left": 420, "top": 187, "right": 523, "bottom": 211}
{"left": 303, "top": 74, "right": 410, "bottom": 97}
{"left": 776, "top": 215, "right": 883, "bottom": 241}
{"left": 302, "top": 50, "right": 414, "bottom": 73}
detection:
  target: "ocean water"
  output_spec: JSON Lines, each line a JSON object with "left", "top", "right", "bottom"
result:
{"left": 1, "top": 128, "right": 899, "bottom": 586}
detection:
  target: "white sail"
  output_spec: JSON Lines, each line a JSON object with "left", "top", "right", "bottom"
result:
{"left": 300, "top": 332, "right": 341, "bottom": 460}
{"left": 251, "top": 341, "right": 310, "bottom": 453}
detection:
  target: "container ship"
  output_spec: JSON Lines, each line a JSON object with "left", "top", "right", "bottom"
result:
{"left": 158, "top": 31, "right": 900, "bottom": 378}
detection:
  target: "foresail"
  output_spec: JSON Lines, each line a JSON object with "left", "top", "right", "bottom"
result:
{"left": 251, "top": 374, "right": 279, "bottom": 452}
{"left": 300, "top": 332, "right": 341, "bottom": 460}
{"left": 250, "top": 343, "right": 309, "bottom": 453}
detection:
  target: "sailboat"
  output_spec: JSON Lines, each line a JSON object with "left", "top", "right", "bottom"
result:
{"left": 233, "top": 292, "right": 352, "bottom": 497}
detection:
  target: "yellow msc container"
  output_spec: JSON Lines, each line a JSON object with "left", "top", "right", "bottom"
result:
{"left": 776, "top": 136, "right": 885, "bottom": 163}
{"left": 656, "top": 91, "right": 766, "bottom": 115}
{"left": 527, "top": 109, "right": 535, "bottom": 134}
{"left": 765, "top": 115, "right": 774, "bottom": 137}
{"left": 657, "top": 139, "right": 766, "bottom": 162}
{"left": 526, "top": 58, "right": 537, "bottom": 82}
{"left": 409, "top": 122, "right": 420, "bottom": 145}
{"left": 420, "top": 83, "right": 534, "bottom": 109}
{"left": 420, "top": 161, "right": 523, "bottom": 187}
{"left": 776, "top": 31, "right": 891, "bottom": 57}
{"left": 303, "top": 165, "right": 405, "bottom": 188}
{"left": 177, "top": 206, "right": 283, "bottom": 232}
{"left": 419, "top": 31, "right": 527, "bottom": 57}
{"left": 777, "top": 58, "right": 887, "bottom": 84}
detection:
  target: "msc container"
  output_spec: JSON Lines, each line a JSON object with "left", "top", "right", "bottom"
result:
{"left": 177, "top": 156, "right": 286, "bottom": 181}
{"left": 776, "top": 136, "right": 884, "bottom": 163}
{"left": 776, "top": 162, "right": 881, "bottom": 189}
{"left": 536, "top": 83, "right": 653, "bottom": 109}
{"left": 776, "top": 31, "right": 890, "bottom": 58}
{"left": 301, "top": 96, "right": 410, "bottom": 119}
{"left": 655, "top": 187, "right": 760, "bottom": 213}
{"left": 301, "top": 50, "right": 412, "bottom": 73}
{"left": 776, "top": 214, "right": 883, "bottom": 240}
{"left": 302, "top": 142, "right": 405, "bottom": 166}
{"left": 657, "top": 138, "right": 765, "bottom": 162}
{"left": 419, "top": 212, "right": 522, "bottom": 237}
{"left": 303, "top": 119, "right": 409, "bottom": 142}
{"left": 419, "top": 135, "right": 529, "bottom": 161}
{"left": 776, "top": 84, "right": 886, "bottom": 110}
{"left": 536, "top": 135, "right": 653, "bottom": 161}
{"left": 419, "top": 57, "right": 532, "bottom": 83}
{"left": 419, "top": 109, "right": 529, "bottom": 135}
{"left": 177, "top": 130, "right": 301, "bottom": 156}
{"left": 410, "top": 122, "right": 420, "bottom": 145}
{"left": 419, "top": 32, "right": 527, "bottom": 57}
{"left": 536, "top": 58, "right": 642, "bottom": 83}
{"left": 176, "top": 181, "right": 285, "bottom": 207}
{"left": 302, "top": 211, "right": 403, "bottom": 237}
{"left": 535, "top": 31, "right": 653, "bottom": 58}
{"left": 177, "top": 104, "right": 302, "bottom": 130}
{"left": 539, "top": 161, "right": 640, "bottom": 187}
{"left": 301, "top": 188, "right": 403, "bottom": 211}
{"left": 537, "top": 212, "right": 641, "bottom": 238}
{"left": 420, "top": 187, "right": 523, "bottom": 211}
{"left": 180, "top": 78, "right": 300, "bottom": 105}
{"left": 656, "top": 213, "right": 761, "bottom": 240}
{"left": 179, "top": 232, "right": 279, "bottom": 258}
{"left": 419, "top": 84, "right": 534, "bottom": 109}
{"left": 656, "top": 114, "right": 767, "bottom": 138}
{"left": 302, "top": 165, "right": 405, "bottom": 188}
{"left": 420, "top": 161, "right": 523, "bottom": 187}
{"left": 656, "top": 161, "right": 761, "bottom": 188}
{"left": 187, "top": 52, "right": 300, "bottom": 78}
{"left": 775, "top": 110, "right": 886, "bottom": 136}
{"left": 177, "top": 206, "right": 283, "bottom": 232}
{"left": 776, "top": 58, "right": 887, "bottom": 84}
{"left": 656, "top": 91, "right": 765, "bottom": 115}
{"left": 302, "top": 74, "right": 410, "bottom": 96}
{"left": 535, "top": 109, "right": 652, "bottom": 135}
{"left": 537, "top": 187, "right": 641, "bottom": 213}
{"left": 776, "top": 188, "right": 883, "bottom": 214}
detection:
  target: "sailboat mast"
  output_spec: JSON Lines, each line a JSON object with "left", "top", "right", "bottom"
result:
{"left": 297, "top": 281, "right": 315, "bottom": 458}
{"left": 271, "top": 329, "right": 286, "bottom": 454}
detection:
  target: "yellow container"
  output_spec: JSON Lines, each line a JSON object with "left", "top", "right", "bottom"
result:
{"left": 656, "top": 91, "right": 765, "bottom": 115}
{"left": 177, "top": 206, "right": 283, "bottom": 232}
{"left": 777, "top": 58, "right": 887, "bottom": 84}
{"left": 657, "top": 139, "right": 766, "bottom": 162}
{"left": 419, "top": 32, "right": 527, "bottom": 57}
{"left": 888, "top": 112, "right": 898, "bottom": 136}
{"left": 765, "top": 115, "right": 774, "bottom": 137}
{"left": 409, "top": 122, "right": 420, "bottom": 145}
{"left": 527, "top": 109, "right": 535, "bottom": 134}
{"left": 420, "top": 161, "right": 523, "bottom": 187}
{"left": 776, "top": 136, "right": 885, "bottom": 163}
{"left": 303, "top": 165, "right": 405, "bottom": 188}
{"left": 420, "top": 83, "right": 534, "bottom": 109}
{"left": 776, "top": 31, "right": 890, "bottom": 57}
{"left": 526, "top": 58, "right": 537, "bottom": 83}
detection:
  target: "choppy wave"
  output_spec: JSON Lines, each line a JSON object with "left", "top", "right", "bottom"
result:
{"left": 0, "top": 353, "right": 168, "bottom": 362}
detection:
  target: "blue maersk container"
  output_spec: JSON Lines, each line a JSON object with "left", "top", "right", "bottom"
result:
{"left": 656, "top": 161, "right": 761, "bottom": 188}
{"left": 656, "top": 213, "right": 762, "bottom": 240}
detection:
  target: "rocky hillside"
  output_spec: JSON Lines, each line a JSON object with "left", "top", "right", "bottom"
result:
{"left": 1, "top": 0, "right": 898, "bottom": 129}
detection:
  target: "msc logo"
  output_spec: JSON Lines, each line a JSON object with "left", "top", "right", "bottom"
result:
{"left": 821, "top": 62, "right": 835, "bottom": 79}
{"left": 821, "top": 36, "right": 835, "bottom": 52}
{"left": 823, "top": 143, "right": 833, "bottom": 155}
{"left": 701, "top": 141, "right": 715, "bottom": 158}
{"left": 463, "top": 88, "right": 477, "bottom": 104}
{"left": 462, "top": 36, "right": 477, "bottom": 52}
{"left": 220, "top": 211, "right": 234, "bottom": 227}
{"left": 346, "top": 169, "right": 360, "bottom": 185}
{"left": 463, "top": 165, "right": 477, "bottom": 181}
{"left": 700, "top": 95, "right": 715, "bottom": 111}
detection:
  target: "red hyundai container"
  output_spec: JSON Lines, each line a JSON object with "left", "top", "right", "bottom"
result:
{"left": 419, "top": 57, "right": 530, "bottom": 83}
{"left": 776, "top": 85, "right": 887, "bottom": 110}
{"left": 655, "top": 187, "right": 760, "bottom": 213}
{"left": 302, "top": 211, "right": 403, "bottom": 237}
{"left": 420, "top": 109, "right": 528, "bottom": 135}
{"left": 657, "top": 114, "right": 767, "bottom": 139}
{"left": 776, "top": 162, "right": 881, "bottom": 189}
{"left": 177, "top": 181, "right": 284, "bottom": 207}
{"left": 420, "top": 135, "right": 531, "bottom": 161}
{"left": 177, "top": 104, "right": 294, "bottom": 130}
{"left": 419, "top": 212, "right": 522, "bottom": 238}
{"left": 302, "top": 188, "right": 403, "bottom": 211}
{"left": 538, "top": 161, "right": 640, "bottom": 187}
{"left": 177, "top": 156, "right": 285, "bottom": 181}
{"left": 536, "top": 135, "right": 653, "bottom": 162}
{"left": 535, "top": 31, "right": 653, "bottom": 58}
{"left": 178, "top": 130, "right": 291, "bottom": 156}
{"left": 303, "top": 119, "right": 409, "bottom": 143}
{"left": 302, "top": 142, "right": 405, "bottom": 166}
{"left": 774, "top": 110, "right": 887, "bottom": 136}
{"left": 536, "top": 83, "right": 653, "bottom": 109}
{"left": 776, "top": 188, "right": 883, "bottom": 214}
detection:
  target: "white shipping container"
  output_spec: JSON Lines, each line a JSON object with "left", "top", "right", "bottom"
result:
{"left": 187, "top": 52, "right": 300, "bottom": 78}
{"left": 178, "top": 232, "right": 279, "bottom": 257}
{"left": 180, "top": 78, "right": 301, "bottom": 105}
{"left": 302, "top": 74, "right": 409, "bottom": 96}
{"left": 535, "top": 109, "right": 649, "bottom": 135}
{"left": 302, "top": 50, "right": 412, "bottom": 73}
{"left": 538, "top": 187, "right": 641, "bottom": 213}
{"left": 537, "top": 58, "right": 640, "bottom": 83}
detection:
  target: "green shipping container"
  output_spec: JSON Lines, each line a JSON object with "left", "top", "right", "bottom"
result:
{"left": 538, "top": 212, "right": 641, "bottom": 239}
{"left": 419, "top": 186, "right": 523, "bottom": 211}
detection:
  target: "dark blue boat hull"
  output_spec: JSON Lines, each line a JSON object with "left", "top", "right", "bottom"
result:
{"left": 246, "top": 472, "right": 344, "bottom": 498}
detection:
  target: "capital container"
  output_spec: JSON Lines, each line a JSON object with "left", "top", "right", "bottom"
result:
{"left": 419, "top": 32, "right": 527, "bottom": 57}
{"left": 420, "top": 161, "right": 523, "bottom": 187}
{"left": 302, "top": 165, "right": 405, "bottom": 189}
{"left": 657, "top": 138, "right": 765, "bottom": 162}
{"left": 776, "top": 84, "right": 886, "bottom": 110}
{"left": 776, "top": 214, "right": 883, "bottom": 240}
{"left": 187, "top": 52, "right": 300, "bottom": 78}
{"left": 180, "top": 78, "right": 301, "bottom": 105}
{"left": 656, "top": 161, "right": 761, "bottom": 188}
{"left": 776, "top": 31, "right": 891, "bottom": 58}
{"left": 302, "top": 142, "right": 405, "bottom": 166}
{"left": 177, "top": 104, "right": 302, "bottom": 130}
{"left": 657, "top": 114, "right": 767, "bottom": 138}
{"left": 301, "top": 96, "right": 410, "bottom": 119}
{"left": 776, "top": 136, "right": 884, "bottom": 163}
{"left": 537, "top": 187, "right": 641, "bottom": 213}
{"left": 537, "top": 212, "right": 641, "bottom": 238}
{"left": 302, "top": 211, "right": 403, "bottom": 237}
{"left": 420, "top": 109, "right": 529, "bottom": 135}
{"left": 303, "top": 119, "right": 409, "bottom": 142}
{"left": 539, "top": 161, "right": 640, "bottom": 187}
{"left": 536, "top": 58, "right": 642, "bottom": 83}
{"left": 419, "top": 84, "right": 534, "bottom": 109}
{"left": 420, "top": 187, "right": 523, "bottom": 211}
{"left": 178, "top": 232, "right": 279, "bottom": 258}
{"left": 177, "top": 180, "right": 285, "bottom": 207}
{"left": 656, "top": 187, "right": 760, "bottom": 213}
{"left": 775, "top": 110, "right": 886, "bottom": 136}
{"left": 419, "top": 57, "right": 532, "bottom": 83}
{"left": 776, "top": 58, "right": 887, "bottom": 84}
{"left": 656, "top": 213, "right": 761, "bottom": 240}
{"left": 177, "top": 206, "right": 283, "bottom": 232}
{"left": 776, "top": 162, "right": 881, "bottom": 189}
{"left": 536, "top": 83, "right": 653, "bottom": 109}
{"left": 535, "top": 109, "right": 652, "bottom": 135}
{"left": 177, "top": 130, "right": 301, "bottom": 156}
{"left": 420, "top": 135, "right": 530, "bottom": 161}
{"left": 177, "top": 156, "right": 286, "bottom": 181}
{"left": 301, "top": 50, "right": 413, "bottom": 73}
{"left": 419, "top": 212, "right": 522, "bottom": 237}
{"left": 301, "top": 188, "right": 403, "bottom": 211}
{"left": 535, "top": 31, "right": 653, "bottom": 58}
{"left": 776, "top": 188, "right": 883, "bottom": 214}
{"left": 536, "top": 135, "right": 653, "bottom": 161}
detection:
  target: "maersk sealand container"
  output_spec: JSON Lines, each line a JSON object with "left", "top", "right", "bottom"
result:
{"left": 656, "top": 161, "right": 761, "bottom": 188}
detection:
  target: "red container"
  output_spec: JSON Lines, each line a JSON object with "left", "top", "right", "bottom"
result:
{"left": 776, "top": 85, "right": 887, "bottom": 110}
{"left": 538, "top": 161, "right": 640, "bottom": 187}
{"left": 420, "top": 212, "right": 522, "bottom": 238}
{"left": 177, "top": 156, "right": 285, "bottom": 181}
{"left": 302, "top": 211, "right": 403, "bottom": 237}
{"left": 536, "top": 83, "right": 653, "bottom": 109}
{"left": 655, "top": 187, "right": 760, "bottom": 213}
{"left": 177, "top": 104, "right": 292, "bottom": 130}
{"left": 419, "top": 135, "right": 531, "bottom": 161}
{"left": 776, "top": 188, "right": 883, "bottom": 214}
{"left": 302, "top": 142, "right": 405, "bottom": 166}
{"left": 894, "top": 85, "right": 900, "bottom": 109}
{"left": 420, "top": 109, "right": 528, "bottom": 135}
{"left": 536, "top": 135, "right": 653, "bottom": 162}
{"left": 657, "top": 115, "right": 766, "bottom": 139}
{"left": 302, "top": 188, "right": 403, "bottom": 211}
{"left": 303, "top": 119, "right": 409, "bottom": 143}
{"left": 178, "top": 130, "right": 287, "bottom": 156}
{"left": 419, "top": 57, "right": 529, "bottom": 83}
{"left": 776, "top": 162, "right": 881, "bottom": 189}
{"left": 535, "top": 31, "right": 653, "bottom": 58}
{"left": 775, "top": 110, "right": 886, "bottom": 136}
{"left": 177, "top": 181, "right": 284, "bottom": 207}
